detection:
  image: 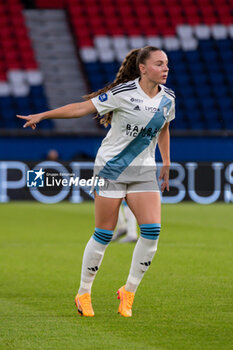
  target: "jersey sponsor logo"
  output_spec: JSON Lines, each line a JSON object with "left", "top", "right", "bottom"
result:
{"left": 130, "top": 97, "right": 143, "bottom": 103}
{"left": 145, "top": 106, "right": 160, "bottom": 113}
{"left": 133, "top": 105, "right": 140, "bottom": 111}
{"left": 98, "top": 93, "right": 108, "bottom": 102}
{"left": 126, "top": 124, "right": 159, "bottom": 139}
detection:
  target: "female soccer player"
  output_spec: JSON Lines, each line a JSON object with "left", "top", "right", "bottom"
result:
{"left": 17, "top": 46, "right": 175, "bottom": 318}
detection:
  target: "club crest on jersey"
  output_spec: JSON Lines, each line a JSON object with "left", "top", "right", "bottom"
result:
{"left": 98, "top": 93, "right": 108, "bottom": 102}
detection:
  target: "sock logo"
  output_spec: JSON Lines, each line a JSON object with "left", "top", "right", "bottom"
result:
{"left": 140, "top": 261, "right": 151, "bottom": 267}
{"left": 88, "top": 266, "right": 98, "bottom": 272}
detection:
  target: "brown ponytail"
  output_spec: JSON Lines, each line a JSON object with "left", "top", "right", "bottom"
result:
{"left": 84, "top": 46, "right": 161, "bottom": 127}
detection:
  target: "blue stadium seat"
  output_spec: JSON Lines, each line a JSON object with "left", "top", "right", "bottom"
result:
{"left": 187, "top": 63, "right": 205, "bottom": 75}
{"left": 188, "top": 115, "right": 205, "bottom": 130}
{"left": 201, "top": 50, "right": 219, "bottom": 64}
{"left": 194, "top": 85, "right": 212, "bottom": 98}
{"left": 192, "top": 74, "right": 208, "bottom": 85}
{"left": 168, "top": 51, "right": 184, "bottom": 63}
{"left": 199, "top": 40, "right": 216, "bottom": 51}
{"left": 215, "top": 39, "right": 233, "bottom": 51}
{"left": 211, "top": 84, "right": 229, "bottom": 97}
{"left": 223, "top": 65, "right": 233, "bottom": 76}
{"left": 0, "top": 97, "right": 14, "bottom": 109}
{"left": 175, "top": 75, "right": 191, "bottom": 87}
{"left": 178, "top": 85, "right": 194, "bottom": 98}
{"left": 85, "top": 62, "right": 101, "bottom": 74}
{"left": 208, "top": 73, "right": 225, "bottom": 86}
{"left": 182, "top": 97, "right": 198, "bottom": 111}
{"left": 199, "top": 97, "right": 216, "bottom": 111}
{"left": 1, "top": 107, "right": 16, "bottom": 120}
{"left": 30, "top": 86, "right": 46, "bottom": 97}
{"left": 184, "top": 51, "right": 201, "bottom": 63}
{"left": 15, "top": 96, "right": 31, "bottom": 108}
{"left": 3, "top": 119, "right": 17, "bottom": 129}
{"left": 205, "top": 62, "right": 221, "bottom": 73}
{"left": 218, "top": 50, "right": 233, "bottom": 63}
{"left": 172, "top": 117, "right": 188, "bottom": 130}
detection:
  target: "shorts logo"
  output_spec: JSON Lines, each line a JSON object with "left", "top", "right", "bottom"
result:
{"left": 98, "top": 93, "right": 108, "bottom": 102}
{"left": 130, "top": 97, "right": 143, "bottom": 103}
{"left": 27, "top": 168, "right": 45, "bottom": 187}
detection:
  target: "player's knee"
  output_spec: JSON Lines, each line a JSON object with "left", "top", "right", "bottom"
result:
{"left": 139, "top": 223, "right": 161, "bottom": 240}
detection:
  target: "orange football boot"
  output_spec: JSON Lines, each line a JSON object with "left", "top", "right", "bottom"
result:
{"left": 75, "top": 293, "right": 94, "bottom": 317}
{"left": 117, "top": 285, "right": 135, "bottom": 317}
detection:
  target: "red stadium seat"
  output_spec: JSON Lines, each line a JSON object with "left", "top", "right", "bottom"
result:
{"left": 67, "top": 4, "right": 84, "bottom": 15}
{"left": 126, "top": 27, "right": 143, "bottom": 36}
{"left": 160, "top": 27, "right": 176, "bottom": 36}
{"left": 170, "top": 16, "right": 187, "bottom": 26}
{"left": 85, "top": 6, "right": 101, "bottom": 17}
{"left": 183, "top": 5, "right": 200, "bottom": 17}
{"left": 35, "top": 0, "right": 64, "bottom": 8}
{"left": 150, "top": 6, "right": 167, "bottom": 18}
{"left": 108, "top": 27, "right": 125, "bottom": 36}
{"left": 143, "top": 27, "right": 159, "bottom": 36}
{"left": 167, "top": 5, "right": 183, "bottom": 17}
{"left": 218, "top": 15, "right": 233, "bottom": 25}
{"left": 186, "top": 17, "right": 202, "bottom": 25}
{"left": 74, "top": 26, "right": 92, "bottom": 37}
{"left": 77, "top": 37, "right": 94, "bottom": 47}
{"left": 118, "top": 5, "right": 133, "bottom": 16}
{"left": 0, "top": 72, "right": 7, "bottom": 81}
{"left": 121, "top": 16, "right": 137, "bottom": 29}
{"left": 92, "top": 26, "right": 108, "bottom": 36}
{"left": 101, "top": 5, "right": 118, "bottom": 17}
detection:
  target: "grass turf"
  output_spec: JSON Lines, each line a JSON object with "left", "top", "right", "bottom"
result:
{"left": 0, "top": 202, "right": 232, "bottom": 350}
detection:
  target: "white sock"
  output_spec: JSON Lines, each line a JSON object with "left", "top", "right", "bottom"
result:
{"left": 78, "top": 228, "right": 113, "bottom": 295}
{"left": 123, "top": 204, "right": 138, "bottom": 239}
{"left": 125, "top": 224, "right": 161, "bottom": 293}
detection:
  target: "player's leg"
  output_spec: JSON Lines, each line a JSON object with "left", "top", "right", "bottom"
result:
{"left": 117, "top": 192, "right": 161, "bottom": 317}
{"left": 76, "top": 193, "right": 122, "bottom": 316}
{"left": 125, "top": 191, "right": 161, "bottom": 291}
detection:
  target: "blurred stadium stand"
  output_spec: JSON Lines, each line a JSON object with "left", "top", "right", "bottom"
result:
{"left": 0, "top": 0, "right": 233, "bottom": 161}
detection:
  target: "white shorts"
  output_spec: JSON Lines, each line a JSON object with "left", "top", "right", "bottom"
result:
{"left": 92, "top": 177, "right": 159, "bottom": 198}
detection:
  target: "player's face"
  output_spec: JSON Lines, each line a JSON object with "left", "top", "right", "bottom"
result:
{"left": 139, "top": 50, "right": 169, "bottom": 85}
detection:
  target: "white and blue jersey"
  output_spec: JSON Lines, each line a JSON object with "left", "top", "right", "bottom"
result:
{"left": 91, "top": 77, "right": 175, "bottom": 182}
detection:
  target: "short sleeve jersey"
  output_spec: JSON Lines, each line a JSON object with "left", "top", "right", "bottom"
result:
{"left": 91, "top": 77, "right": 175, "bottom": 182}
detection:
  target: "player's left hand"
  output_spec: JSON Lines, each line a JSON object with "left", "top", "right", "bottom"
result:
{"left": 159, "top": 165, "right": 170, "bottom": 192}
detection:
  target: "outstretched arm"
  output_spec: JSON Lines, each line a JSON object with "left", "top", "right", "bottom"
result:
{"left": 158, "top": 122, "right": 171, "bottom": 192}
{"left": 16, "top": 100, "right": 97, "bottom": 129}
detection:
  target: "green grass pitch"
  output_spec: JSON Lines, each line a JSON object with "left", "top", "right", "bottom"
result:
{"left": 0, "top": 202, "right": 232, "bottom": 350}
